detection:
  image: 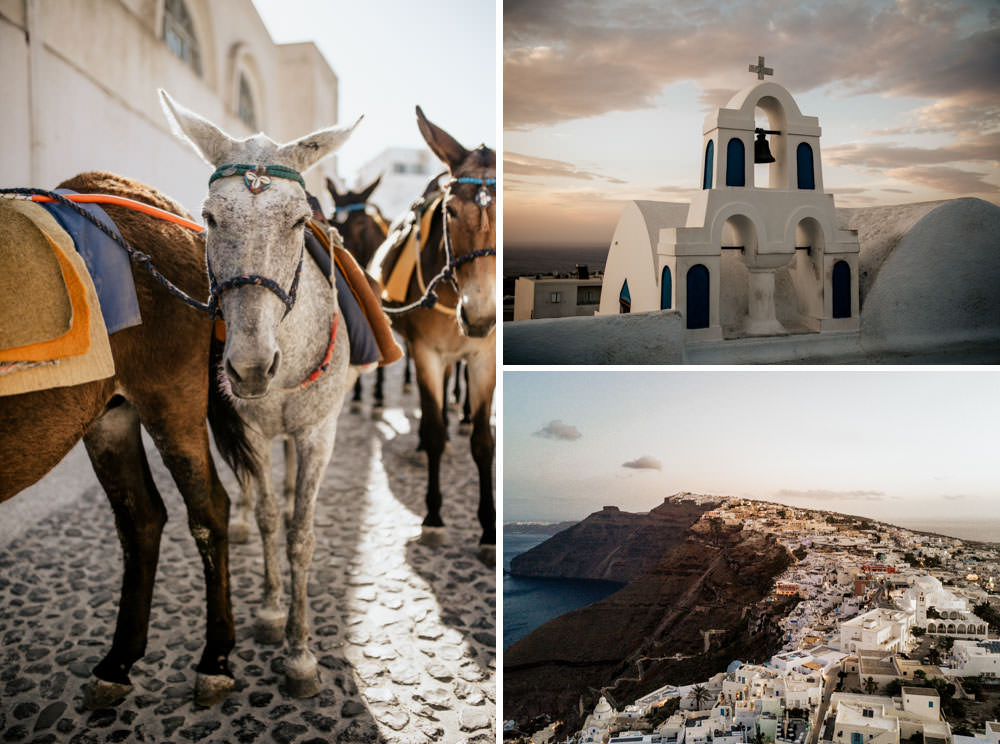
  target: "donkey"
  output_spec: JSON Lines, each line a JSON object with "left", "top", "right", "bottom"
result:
{"left": 160, "top": 90, "right": 359, "bottom": 697}
{"left": 326, "top": 175, "right": 391, "bottom": 412}
{"left": 370, "top": 107, "right": 496, "bottom": 563}
{"left": 0, "top": 172, "right": 240, "bottom": 708}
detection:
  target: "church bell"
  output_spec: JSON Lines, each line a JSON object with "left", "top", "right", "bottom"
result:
{"left": 754, "top": 128, "right": 777, "bottom": 164}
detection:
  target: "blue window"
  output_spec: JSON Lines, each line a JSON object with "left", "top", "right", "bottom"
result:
{"left": 852, "top": 734, "right": 863, "bottom": 744}
{"left": 686, "top": 265, "right": 709, "bottom": 329}
{"left": 832, "top": 261, "right": 851, "bottom": 318}
{"left": 726, "top": 138, "right": 745, "bottom": 187}
{"left": 660, "top": 267, "right": 672, "bottom": 309}
{"left": 619, "top": 279, "right": 631, "bottom": 314}
{"left": 797, "top": 143, "right": 815, "bottom": 190}
{"left": 928, "top": 701, "right": 934, "bottom": 708}
{"left": 703, "top": 140, "right": 714, "bottom": 189}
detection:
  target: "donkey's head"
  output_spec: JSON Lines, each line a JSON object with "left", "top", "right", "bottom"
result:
{"left": 416, "top": 107, "right": 496, "bottom": 338}
{"left": 326, "top": 175, "right": 386, "bottom": 267}
{"left": 160, "top": 89, "right": 358, "bottom": 398}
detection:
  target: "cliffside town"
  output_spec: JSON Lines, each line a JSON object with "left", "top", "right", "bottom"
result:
{"left": 504, "top": 495, "right": 1000, "bottom": 744}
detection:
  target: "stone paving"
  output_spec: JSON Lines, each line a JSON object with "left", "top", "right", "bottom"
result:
{"left": 0, "top": 362, "right": 496, "bottom": 743}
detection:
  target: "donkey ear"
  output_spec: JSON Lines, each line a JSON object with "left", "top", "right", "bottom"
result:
{"left": 416, "top": 106, "right": 469, "bottom": 172}
{"left": 275, "top": 116, "right": 362, "bottom": 174}
{"left": 326, "top": 177, "right": 342, "bottom": 202}
{"left": 359, "top": 173, "right": 382, "bottom": 203}
{"left": 159, "top": 89, "right": 235, "bottom": 166}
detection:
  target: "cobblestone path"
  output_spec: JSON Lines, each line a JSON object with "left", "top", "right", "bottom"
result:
{"left": 0, "top": 363, "right": 496, "bottom": 743}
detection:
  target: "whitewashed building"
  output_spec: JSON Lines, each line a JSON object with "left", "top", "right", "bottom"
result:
{"left": 839, "top": 609, "right": 911, "bottom": 654}
{"left": 950, "top": 640, "right": 1000, "bottom": 678}
{"left": 1, "top": 0, "right": 341, "bottom": 216}
{"left": 513, "top": 270, "right": 604, "bottom": 320}
{"left": 353, "top": 146, "right": 441, "bottom": 222}
{"left": 599, "top": 60, "right": 860, "bottom": 341}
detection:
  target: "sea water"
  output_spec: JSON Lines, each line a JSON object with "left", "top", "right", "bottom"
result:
{"left": 503, "top": 533, "right": 626, "bottom": 649}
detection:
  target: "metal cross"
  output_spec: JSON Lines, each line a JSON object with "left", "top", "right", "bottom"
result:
{"left": 748, "top": 55, "right": 774, "bottom": 80}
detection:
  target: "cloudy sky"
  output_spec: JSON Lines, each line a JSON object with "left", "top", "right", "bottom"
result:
{"left": 503, "top": 370, "right": 1000, "bottom": 528}
{"left": 252, "top": 0, "right": 496, "bottom": 185}
{"left": 503, "top": 0, "right": 1000, "bottom": 247}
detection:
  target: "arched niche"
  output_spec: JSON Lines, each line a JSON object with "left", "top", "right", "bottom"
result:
{"left": 797, "top": 143, "right": 815, "bottom": 190}
{"left": 703, "top": 140, "right": 714, "bottom": 190}
{"left": 726, "top": 138, "right": 745, "bottom": 187}
{"left": 619, "top": 279, "right": 631, "bottom": 314}
{"left": 660, "top": 266, "right": 672, "bottom": 309}
{"left": 686, "top": 265, "right": 710, "bottom": 329}
{"left": 832, "top": 261, "right": 851, "bottom": 319}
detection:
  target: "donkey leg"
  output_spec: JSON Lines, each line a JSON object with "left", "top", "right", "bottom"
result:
{"left": 283, "top": 422, "right": 337, "bottom": 698}
{"left": 146, "top": 416, "right": 237, "bottom": 706}
{"left": 467, "top": 350, "right": 496, "bottom": 565}
{"left": 251, "top": 443, "right": 286, "bottom": 644}
{"left": 413, "top": 344, "right": 447, "bottom": 546}
{"left": 350, "top": 377, "right": 363, "bottom": 413}
{"left": 282, "top": 437, "right": 296, "bottom": 528}
{"left": 229, "top": 471, "right": 254, "bottom": 544}
{"left": 82, "top": 400, "right": 167, "bottom": 709}
{"left": 460, "top": 361, "right": 473, "bottom": 426}
{"left": 373, "top": 366, "right": 385, "bottom": 414}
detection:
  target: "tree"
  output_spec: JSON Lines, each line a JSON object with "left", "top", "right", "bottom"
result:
{"left": 864, "top": 677, "right": 878, "bottom": 695}
{"left": 925, "top": 607, "right": 941, "bottom": 619}
{"left": 939, "top": 636, "right": 955, "bottom": 653}
{"left": 913, "top": 669, "right": 926, "bottom": 681}
{"left": 911, "top": 627, "right": 925, "bottom": 638}
{"left": 688, "top": 685, "right": 711, "bottom": 711}
{"left": 927, "top": 648, "right": 942, "bottom": 666}
{"left": 974, "top": 602, "right": 1000, "bottom": 632}
{"left": 885, "top": 679, "right": 903, "bottom": 696}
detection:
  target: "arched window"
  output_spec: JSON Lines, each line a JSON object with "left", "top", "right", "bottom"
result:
{"left": 660, "top": 266, "right": 672, "bottom": 309}
{"left": 686, "top": 265, "right": 709, "bottom": 329}
{"left": 163, "top": 0, "right": 202, "bottom": 76}
{"left": 238, "top": 74, "right": 257, "bottom": 130}
{"left": 797, "top": 143, "right": 815, "bottom": 190}
{"left": 832, "top": 261, "right": 851, "bottom": 318}
{"left": 726, "top": 138, "right": 745, "bottom": 187}
{"left": 703, "top": 140, "right": 714, "bottom": 190}
{"left": 619, "top": 279, "right": 631, "bottom": 314}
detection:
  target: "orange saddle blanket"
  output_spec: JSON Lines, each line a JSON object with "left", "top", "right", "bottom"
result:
{"left": 0, "top": 199, "right": 114, "bottom": 396}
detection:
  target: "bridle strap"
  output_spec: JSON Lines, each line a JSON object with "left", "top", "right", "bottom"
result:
{"left": 207, "top": 241, "right": 304, "bottom": 318}
{"left": 209, "top": 163, "right": 305, "bottom": 191}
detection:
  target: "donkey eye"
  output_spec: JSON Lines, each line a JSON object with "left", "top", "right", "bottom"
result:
{"left": 292, "top": 215, "right": 309, "bottom": 230}
{"left": 202, "top": 211, "right": 217, "bottom": 229}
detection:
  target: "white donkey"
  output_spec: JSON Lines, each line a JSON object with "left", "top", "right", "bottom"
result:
{"left": 160, "top": 90, "right": 359, "bottom": 697}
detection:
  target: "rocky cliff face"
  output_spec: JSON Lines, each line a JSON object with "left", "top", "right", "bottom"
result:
{"left": 509, "top": 496, "right": 718, "bottom": 583}
{"left": 503, "top": 514, "right": 794, "bottom": 728}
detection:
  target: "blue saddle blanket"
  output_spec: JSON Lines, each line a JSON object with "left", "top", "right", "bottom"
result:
{"left": 39, "top": 189, "right": 142, "bottom": 334}
{"left": 303, "top": 228, "right": 380, "bottom": 367}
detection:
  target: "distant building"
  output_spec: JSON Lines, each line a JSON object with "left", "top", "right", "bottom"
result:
{"left": 823, "top": 691, "right": 952, "bottom": 744}
{"left": 1, "top": 0, "right": 341, "bottom": 216}
{"left": 838, "top": 609, "right": 911, "bottom": 654}
{"left": 950, "top": 640, "right": 1000, "bottom": 678}
{"left": 513, "top": 267, "right": 604, "bottom": 320}
{"left": 354, "top": 146, "right": 440, "bottom": 222}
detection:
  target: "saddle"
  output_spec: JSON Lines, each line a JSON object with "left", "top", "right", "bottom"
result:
{"left": 302, "top": 220, "right": 403, "bottom": 368}
{"left": 368, "top": 175, "right": 452, "bottom": 315}
{"left": 0, "top": 198, "right": 114, "bottom": 396}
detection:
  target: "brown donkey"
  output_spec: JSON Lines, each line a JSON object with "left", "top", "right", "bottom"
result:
{"left": 0, "top": 172, "right": 240, "bottom": 708}
{"left": 369, "top": 108, "right": 496, "bottom": 562}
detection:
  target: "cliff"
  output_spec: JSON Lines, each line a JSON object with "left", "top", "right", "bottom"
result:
{"left": 503, "top": 516, "right": 794, "bottom": 728}
{"left": 509, "top": 496, "right": 718, "bottom": 583}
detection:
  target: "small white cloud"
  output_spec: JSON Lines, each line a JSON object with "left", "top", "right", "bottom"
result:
{"left": 622, "top": 456, "right": 661, "bottom": 470}
{"left": 533, "top": 420, "right": 582, "bottom": 440}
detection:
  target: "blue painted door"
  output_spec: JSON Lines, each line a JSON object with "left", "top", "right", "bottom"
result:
{"left": 832, "top": 261, "right": 851, "bottom": 318}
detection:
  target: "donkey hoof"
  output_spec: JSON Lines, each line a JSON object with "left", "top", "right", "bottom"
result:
{"left": 403, "top": 383, "right": 413, "bottom": 393}
{"left": 229, "top": 522, "right": 250, "bottom": 544}
{"left": 477, "top": 544, "right": 496, "bottom": 566}
{"left": 254, "top": 611, "right": 287, "bottom": 645}
{"left": 284, "top": 657, "right": 322, "bottom": 699}
{"left": 419, "top": 525, "right": 447, "bottom": 547}
{"left": 458, "top": 421, "right": 473, "bottom": 434}
{"left": 370, "top": 405, "right": 384, "bottom": 420}
{"left": 194, "top": 673, "right": 234, "bottom": 707}
{"left": 83, "top": 677, "right": 132, "bottom": 709}
{"left": 350, "top": 401, "right": 363, "bottom": 414}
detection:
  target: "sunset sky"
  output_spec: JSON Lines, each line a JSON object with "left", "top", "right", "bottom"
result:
{"left": 503, "top": 370, "right": 1000, "bottom": 526}
{"left": 503, "top": 0, "right": 1000, "bottom": 248}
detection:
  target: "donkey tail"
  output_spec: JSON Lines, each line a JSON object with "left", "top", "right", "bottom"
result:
{"left": 207, "top": 331, "right": 259, "bottom": 479}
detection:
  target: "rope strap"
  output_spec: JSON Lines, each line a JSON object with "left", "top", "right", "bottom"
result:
{"left": 0, "top": 187, "right": 211, "bottom": 314}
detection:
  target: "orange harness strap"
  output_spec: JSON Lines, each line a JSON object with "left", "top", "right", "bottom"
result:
{"left": 30, "top": 194, "right": 205, "bottom": 233}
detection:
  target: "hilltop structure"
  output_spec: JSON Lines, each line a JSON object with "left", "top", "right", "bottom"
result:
{"left": 599, "top": 57, "right": 860, "bottom": 340}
